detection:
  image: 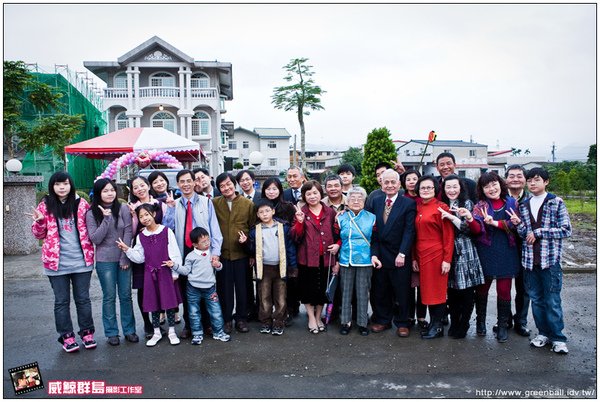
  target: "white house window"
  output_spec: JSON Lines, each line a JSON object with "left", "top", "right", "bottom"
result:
{"left": 268, "top": 141, "right": 277, "bottom": 149}
{"left": 243, "top": 141, "right": 249, "bottom": 149}
{"left": 150, "top": 72, "right": 175, "bottom": 87}
{"left": 151, "top": 111, "right": 176, "bottom": 133}
{"left": 229, "top": 141, "right": 237, "bottom": 150}
{"left": 268, "top": 158, "right": 277, "bottom": 167}
{"left": 191, "top": 72, "right": 209, "bottom": 88}
{"left": 243, "top": 159, "right": 249, "bottom": 166}
{"left": 114, "top": 73, "right": 131, "bottom": 89}
{"left": 469, "top": 149, "right": 476, "bottom": 157}
{"left": 115, "top": 112, "right": 129, "bottom": 130}
{"left": 191, "top": 111, "right": 210, "bottom": 138}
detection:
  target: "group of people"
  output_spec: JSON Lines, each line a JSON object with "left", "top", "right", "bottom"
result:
{"left": 29, "top": 152, "right": 572, "bottom": 355}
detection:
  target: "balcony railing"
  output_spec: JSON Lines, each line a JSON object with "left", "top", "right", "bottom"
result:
{"left": 139, "top": 86, "right": 180, "bottom": 98}
{"left": 103, "top": 86, "right": 218, "bottom": 100}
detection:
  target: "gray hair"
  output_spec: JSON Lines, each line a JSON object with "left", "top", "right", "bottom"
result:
{"left": 347, "top": 186, "right": 367, "bottom": 200}
{"left": 323, "top": 174, "right": 342, "bottom": 186}
{"left": 381, "top": 168, "right": 400, "bottom": 181}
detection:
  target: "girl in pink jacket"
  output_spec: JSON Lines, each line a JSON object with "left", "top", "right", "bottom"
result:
{"left": 29, "top": 172, "right": 96, "bottom": 353}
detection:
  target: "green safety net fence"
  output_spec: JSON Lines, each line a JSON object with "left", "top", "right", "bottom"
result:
{"left": 20, "top": 72, "right": 107, "bottom": 191}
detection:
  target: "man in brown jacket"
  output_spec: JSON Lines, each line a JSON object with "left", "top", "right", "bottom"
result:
{"left": 212, "top": 173, "right": 256, "bottom": 333}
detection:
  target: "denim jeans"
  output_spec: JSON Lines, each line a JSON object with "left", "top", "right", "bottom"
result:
{"left": 48, "top": 271, "right": 94, "bottom": 337}
{"left": 523, "top": 263, "right": 567, "bottom": 342}
{"left": 95, "top": 262, "right": 136, "bottom": 337}
{"left": 186, "top": 283, "right": 225, "bottom": 336}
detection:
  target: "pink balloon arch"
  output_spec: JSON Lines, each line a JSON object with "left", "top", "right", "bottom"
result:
{"left": 96, "top": 150, "right": 183, "bottom": 181}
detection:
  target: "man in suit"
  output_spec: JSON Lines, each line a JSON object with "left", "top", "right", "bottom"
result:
{"left": 283, "top": 166, "right": 305, "bottom": 205}
{"left": 435, "top": 152, "right": 477, "bottom": 202}
{"left": 370, "top": 169, "right": 416, "bottom": 337}
{"left": 194, "top": 168, "right": 222, "bottom": 199}
{"left": 236, "top": 170, "right": 261, "bottom": 203}
{"left": 282, "top": 165, "right": 305, "bottom": 322}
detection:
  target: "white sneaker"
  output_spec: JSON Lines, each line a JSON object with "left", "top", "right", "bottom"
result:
{"left": 530, "top": 334, "right": 549, "bottom": 348}
{"left": 168, "top": 332, "right": 180, "bottom": 345}
{"left": 146, "top": 334, "right": 162, "bottom": 347}
{"left": 551, "top": 341, "right": 569, "bottom": 354}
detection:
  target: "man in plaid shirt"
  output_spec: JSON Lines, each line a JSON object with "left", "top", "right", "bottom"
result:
{"left": 507, "top": 167, "right": 572, "bottom": 354}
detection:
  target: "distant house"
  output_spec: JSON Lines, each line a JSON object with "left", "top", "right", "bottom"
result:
{"left": 84, "top": 36, "right": 233, "bottom": 175}
{"left": 487, "top": 149, "right": 549, "bottom": 176}
{"left": 291, "top": 145, "right": 345, "bottom": 175}
{"left": 397, "top": 139, "right": 488, "bottom": 180}
{"left": 226, "top": 127, "right": 291, "bottom": 172}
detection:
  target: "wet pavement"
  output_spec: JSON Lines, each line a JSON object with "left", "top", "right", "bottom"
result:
{"left": 3, "top": 251, "right": 597, "bottom": 398}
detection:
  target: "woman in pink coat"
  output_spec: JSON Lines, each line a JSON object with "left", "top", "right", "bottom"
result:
{"left": 29, "top": 172, "right": 96, "bottom": 353}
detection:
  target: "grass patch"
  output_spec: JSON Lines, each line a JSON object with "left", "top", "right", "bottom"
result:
{"left": 563, "top": 197, "right": 596, "bottom": 215}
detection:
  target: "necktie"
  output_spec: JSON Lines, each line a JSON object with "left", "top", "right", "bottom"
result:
{"left": 247, "top": 195, "right": 252, "bottom": 200}
{"left": 383, "top": 198, "right": 393, "bottom": 224}
{"left": 294, "top": 189, "right": 300, "bottom": 201}
{"left": 185, "top": 200, "right": 193, "bottom": 248}
{"left": 206, "top": 193, "right": 211, "bottom": 199}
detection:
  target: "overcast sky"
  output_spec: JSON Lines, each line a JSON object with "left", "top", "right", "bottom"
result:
{"left": 4, "top": 3, "right": 596, "bottom": 161}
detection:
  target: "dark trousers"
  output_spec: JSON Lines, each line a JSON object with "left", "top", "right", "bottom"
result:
{"left": 247, "top": 261, "right": 258, "bottom": 320}
{"left": 514, "top": 271, "right": 530, "bottom": 326}
{"left": 258, "top": 264, "right": 287, "bottom": 327}
{"left": 286, "top": 277, "right": 301, "bottom": 316}
{"left": 370, "top": 267, "right": 411, "bottom": 328}
{"left": 448, "top": 287, "right": 475, "bottom": 323}
{"left": 216, "top": 258, "right": 249, "bottom": 322}
{"left": 408, "top": 286, "right": 427, "bottom": 320}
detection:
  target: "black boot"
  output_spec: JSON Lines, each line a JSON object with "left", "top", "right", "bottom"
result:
{"left": 496, "top": 300, "right": 511, "bottom": 343}
{"left": 475, "top": 294, "right": 487, "bottom": 336}
{"left": 422, "top": 305, "right": 444, "bottom": 339}
{"left": 447, "top": 289, "right": 460, "bottom": 337}
{"left": 455, "top": 295, "right": 474, "bottom": 339}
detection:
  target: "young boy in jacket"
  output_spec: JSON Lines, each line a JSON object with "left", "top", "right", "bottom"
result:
{"left": 239, "top": 199, "right": 297, "bottom": 336}
{"left": 169, "top": 227, "right": 230, "bottom": 345}
{"left": 507, "top": 168, "right": 572, "bottom": 354}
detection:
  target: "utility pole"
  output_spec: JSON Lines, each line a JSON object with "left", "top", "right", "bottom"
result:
{"left": 293, "top": 133, "right": 298, "bottom": 166}
{"left": 551, "top": 142, "right": 556, "bottom": 162}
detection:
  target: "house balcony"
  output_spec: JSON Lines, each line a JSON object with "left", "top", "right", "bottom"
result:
{"left": 102, "top": 86, "right": 220, "bottom": 110}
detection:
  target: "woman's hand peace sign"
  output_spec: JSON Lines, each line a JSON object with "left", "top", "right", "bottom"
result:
{"left": 505, "top": 207, "right": 521, "bottom": 226}
{"left": 97, "top": 205, "right": 112, "bottom": 216}
{"left": 165, "top": 191, "right": 176, "bottom": 207}
{"left": 24, "top": 206, "right": 44, "bottom": 222}
{"left": 294, "top": 204, "right": 305, "bottom": 224}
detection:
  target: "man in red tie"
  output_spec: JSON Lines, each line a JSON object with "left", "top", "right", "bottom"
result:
{"left": 164, "top": 170, "right": 223, "bottom": 339}
{"left": 370, "top": 169, "right": 416, "bottom": 338}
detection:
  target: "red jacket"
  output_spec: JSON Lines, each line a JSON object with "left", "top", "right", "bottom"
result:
{"left": 291, "top": 202, "right": 337, "bottom": 267}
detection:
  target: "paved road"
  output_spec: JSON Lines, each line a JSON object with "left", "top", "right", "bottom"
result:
{"left": 3, "top": 252, "right": 597, "bottom": 398}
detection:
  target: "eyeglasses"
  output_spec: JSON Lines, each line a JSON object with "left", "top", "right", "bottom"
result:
{"left": 348, "top": 197, "right": 364, "bottom": 203}
{"left": 420, "top": 186, "right": 435, "bottom": 191}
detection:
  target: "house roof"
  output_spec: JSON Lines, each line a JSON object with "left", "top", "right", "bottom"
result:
{"left": 117, "top": 36, "right": 195, "bottom": 64}
{"left": 254, "top": 128, "right": 291, "bottom": 139}
{"left": 234, "top": 127, "right": 291, "bottom": 139}
{"left": 399, "top": 139, "right": 487, "bottom": 148}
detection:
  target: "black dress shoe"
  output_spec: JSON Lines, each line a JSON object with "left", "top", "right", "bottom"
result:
{"left": 514, "top": 324, "right": 531, "bottom": 337}
{"left": 224, "top": 321, "right": 233, "bottom": 334}
{"left": 236, "top": 320, "right": 250, "bottom": 333}
{"left": 125, "top": 333, "right": 139, "bottom": 343}
{"left": 108, "top": 336, "right": 120, "bottom": 346}
{"left": 339, "top": 324, "right": 351, "bottom": 335}
{"left": 421, "top": 325, "right": 444, "bottom": 339}
{"left": 358, "top": 326, "right": 369, "bottom": 336}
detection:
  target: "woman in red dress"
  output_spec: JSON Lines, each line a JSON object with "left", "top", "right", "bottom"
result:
{"left": 413, "top": 176, "right": 455, "bottom": 339}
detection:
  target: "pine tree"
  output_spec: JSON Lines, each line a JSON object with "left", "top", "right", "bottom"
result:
{"left": 360, "top": 127, "right": 397, "bottom": 193}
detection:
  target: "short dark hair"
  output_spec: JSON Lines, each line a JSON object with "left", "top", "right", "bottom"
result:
{"left": 193, "top": 167, "right": 210, "bottom": 176}
{"left": 337, "top": 164, "right": 356, "bottom": 176}
{"left": 415, "top": 175, "right": 440, "bottom": 198}
{"left": 441, "top": 174, "right": 469, "bottom": 206}
{"left": 236, "top": 170, "right": 255, "bottom": 183}
{"left": 375, "top": 162, "right": 391, "bottom": 173}
{"left": 400, "top": 169, "right": 422, "bottom": 191}
{"left": 255, "top": 198, "right": 274, "bottom": 211}
{"left": 176, "top": 169, "right": 194, "bottom": 182}
{"left": 477, "top": 171, "right": 508, "bottom": 200}
{"left": 190, "top": 226, "right": 210, "bottom": 244}
{"left": 216, "top": 172, "right": 236, "bottom": 189}
{"left": 526, "top": 167, "right": 550, "bottom": 181}
{"left": 436, "top": 152, "right": 456, "bottom": 164}
{"left": 505, "top": 164, "right": 526, "bottom": 178}
{"left": 301, "top": 180, "right": 324, "bottom": 201}
{"left": 135, "top": 203, "right": 158, "bottom": 218}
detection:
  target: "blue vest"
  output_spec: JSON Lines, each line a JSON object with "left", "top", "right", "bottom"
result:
{"left": 337, "top": 210, "right": 376, "bottom": 267}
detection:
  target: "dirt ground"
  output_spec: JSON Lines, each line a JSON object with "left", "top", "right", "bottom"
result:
{"left": 562, "top": 213, "right": 597, "bottom": 267}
